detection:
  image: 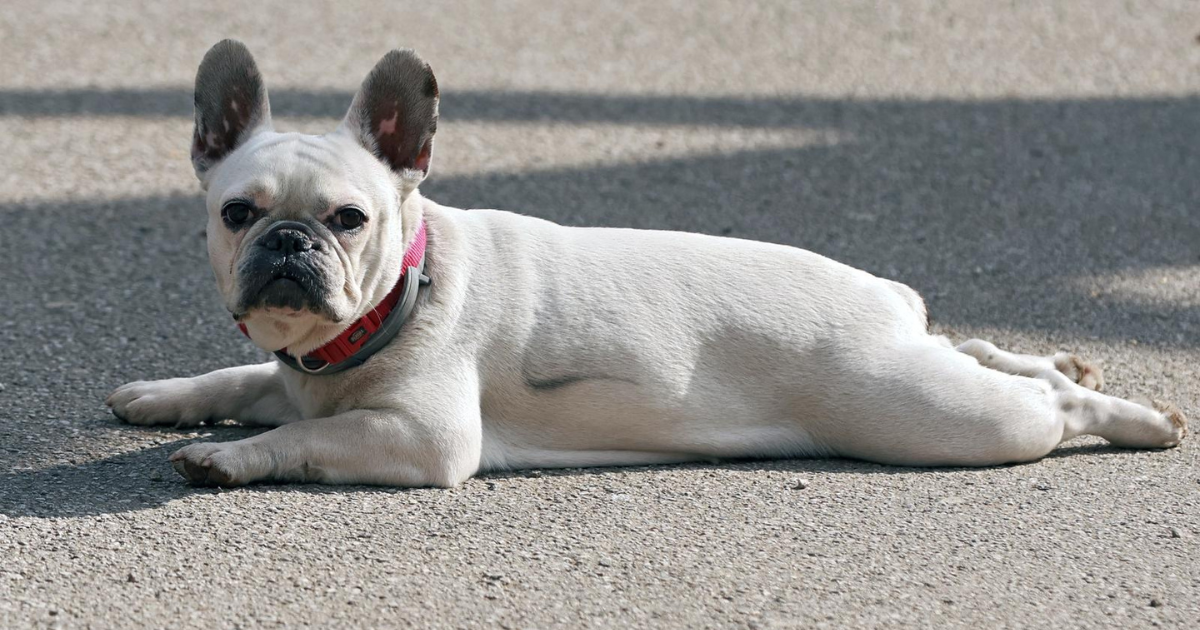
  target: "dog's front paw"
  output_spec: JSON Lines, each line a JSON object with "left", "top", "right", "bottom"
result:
{"left": 106, "top": 378, "right": 211, "bottom": 427}
{"left": 169, "top": 442, "right": 259, "bottom": 487}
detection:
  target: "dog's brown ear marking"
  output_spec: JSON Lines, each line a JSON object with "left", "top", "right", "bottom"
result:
{"left": 343, "top": 49, "right": 440, "bottom": 179}
{"left": 191, "top": 40, "right": 273, "bottom": 178}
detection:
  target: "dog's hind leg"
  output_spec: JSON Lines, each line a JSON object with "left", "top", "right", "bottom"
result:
{"left": 817, "top": 341, "right": 1184, "bottom": 467}
{"left": 955, "top": 338, "right": 1104, "bottom": 391}
{"left": 1035, "top": 369, "right": 1186, "bottom": 449}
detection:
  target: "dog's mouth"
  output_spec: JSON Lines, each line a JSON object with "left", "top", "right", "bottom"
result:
{"left": 236, "top": 262, "right": 334, "bottom": 317}
{"left": 267, "top": 273, "right": 304, "bottom": 287}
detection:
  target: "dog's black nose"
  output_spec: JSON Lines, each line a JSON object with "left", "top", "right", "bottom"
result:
{"left": 259, "top": 221, "right": 319, "bottom": 255}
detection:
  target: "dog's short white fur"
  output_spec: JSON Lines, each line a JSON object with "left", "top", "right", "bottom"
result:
{"left": 108, "top": 41, "right": 1186, "bottom": 487}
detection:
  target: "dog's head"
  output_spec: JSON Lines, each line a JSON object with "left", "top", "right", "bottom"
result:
{"left": 190, "top": 40, "right": 438, "bottom": 355}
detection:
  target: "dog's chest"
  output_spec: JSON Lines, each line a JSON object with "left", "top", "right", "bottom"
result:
{"left": 282, "top": 369, "right": 351, "bottom": 419}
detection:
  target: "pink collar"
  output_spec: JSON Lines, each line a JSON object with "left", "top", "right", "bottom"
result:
{"left": 238, "top": 220, "right": 429, "bottom": 375}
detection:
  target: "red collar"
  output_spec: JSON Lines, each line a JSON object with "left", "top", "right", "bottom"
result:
{"left": 238, "top": 220, "right": 429, "bottom": 375}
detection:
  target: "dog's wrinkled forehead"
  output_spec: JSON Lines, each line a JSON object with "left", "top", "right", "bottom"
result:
{"left": 208, "top": 130, "right": 397, "bottom": 216}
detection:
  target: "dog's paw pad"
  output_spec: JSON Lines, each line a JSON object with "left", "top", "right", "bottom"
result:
{"left": 1054, "top": 354, "right": 1104, "bottom": 392}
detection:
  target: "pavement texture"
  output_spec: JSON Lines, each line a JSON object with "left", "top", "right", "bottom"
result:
{"left": 1, "top": 1, "right": 1199, "bottom": 628}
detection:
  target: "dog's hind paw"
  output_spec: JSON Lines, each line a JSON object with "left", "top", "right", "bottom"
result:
{"left": 1128, "top": 397, "right": 1188, "bottom": 448}
{"left": 1151, "top": 400, "right": 1188, "bottom": 447}
{"left": 1053, "top": 354, "right": 1105, "bottom": 392}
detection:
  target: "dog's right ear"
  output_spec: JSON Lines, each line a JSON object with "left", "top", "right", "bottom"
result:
{"left": 191, "top": 40, "right": 273, "bottom": 182}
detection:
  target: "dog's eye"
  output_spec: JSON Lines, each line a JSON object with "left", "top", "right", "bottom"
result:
{"left": 221, "top": 202, "right": 252, "bottom": 228}
{"left": 334, "top": 207, "right": 367, "bottom": 230}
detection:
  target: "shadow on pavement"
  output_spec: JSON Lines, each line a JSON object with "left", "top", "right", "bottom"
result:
{"left": 0, "top": 425, "right": 1143, "bottom": 519}
{"left": 0, "top": 436, "right": 201, "bottom": 518}
{"left": 0, "top": 86, "right": 1074, "bottom": 128}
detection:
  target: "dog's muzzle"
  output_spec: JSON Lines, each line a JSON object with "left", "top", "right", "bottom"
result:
{"left": 235, "top": 220, "right": 337, "bottom": 316}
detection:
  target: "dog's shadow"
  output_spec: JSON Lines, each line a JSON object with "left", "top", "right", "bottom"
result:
{"left": 0, "top": 421, "right": 1125, "bottom": 519}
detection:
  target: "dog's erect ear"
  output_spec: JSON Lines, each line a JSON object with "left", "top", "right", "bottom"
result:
{"left": 191, "top": 40, "right": 273, "bottom": 180}
{"left": 341, "top": 49, "right": 439, "bottom": 182}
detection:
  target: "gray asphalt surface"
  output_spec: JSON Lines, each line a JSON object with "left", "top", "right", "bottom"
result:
{"left": 2, "top": 1, "right": 1199, "bottom": 628}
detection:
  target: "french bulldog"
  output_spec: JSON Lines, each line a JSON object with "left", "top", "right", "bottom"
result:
{"left": 107, "top": 40, "right": 1187, "bottom": 487}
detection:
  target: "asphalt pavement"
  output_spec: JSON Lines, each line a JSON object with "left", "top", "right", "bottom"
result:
{"left": 1, "top": 1, "right": 1198, "bottom": 628}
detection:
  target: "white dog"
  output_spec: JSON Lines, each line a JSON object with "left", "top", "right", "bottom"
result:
{"left": 107, "top": 41, "right": 1186, "bottom": 487}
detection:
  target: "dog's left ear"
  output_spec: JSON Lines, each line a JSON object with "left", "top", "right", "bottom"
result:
{"left": 340, "top": 49, "right": 439, "bottom": 185}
